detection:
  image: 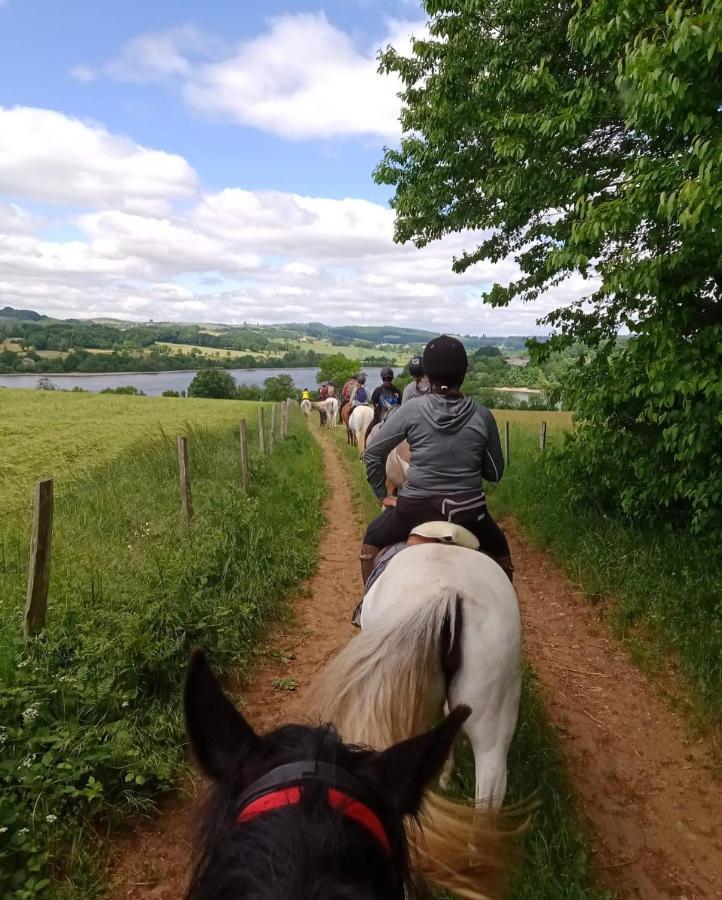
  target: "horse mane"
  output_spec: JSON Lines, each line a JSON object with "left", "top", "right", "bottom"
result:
{"left": 313, "top": 590, "right": 524, "bottom": 900}
{"left": 186, "top": 723, "right": 421, "bottom": 900}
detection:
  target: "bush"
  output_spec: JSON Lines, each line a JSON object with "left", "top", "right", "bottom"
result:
{"left": 188, "top": 369, "right": 237, "bottom": 399}
{"left": 316, "top": 355, "right": 358, "bottom": 389}
{"left": 262, "top": 374, "right": 295, "bottom": 401}
{"left": 99, "top": 386, "right": 145, "bottom": 396}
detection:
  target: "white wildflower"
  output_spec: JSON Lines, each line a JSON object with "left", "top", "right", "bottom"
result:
{"left": 19, "top": 827, "right": 29, "bottom": 834}
{"left": 45, "top": 814, "right": 57, "bottom": 824}
{"left": 17, "top": 659, "right": 29, "bottom": 668}
{"left": 0, "top": 727, "right": 7, "bottom": 745}
{"left": 121, "top": 701, "right": 129, "bottom": 708}
{"left": 22, "top": 705, "right": 39, "bottom": 724}
{"left": 0, "top": 826, "right": 7, "bottom": 834}
{"left": 21, "top": 754, "right": 37, "bottom": 768}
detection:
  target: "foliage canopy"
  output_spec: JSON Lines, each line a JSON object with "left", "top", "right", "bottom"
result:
{"left": 376, "top": 0, "right": 722, "bottom": 530}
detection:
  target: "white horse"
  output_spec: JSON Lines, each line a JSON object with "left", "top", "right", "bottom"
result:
{"left": 300, "top": 398, "right": 312, "bottom": 416}
{"left": 348, "top": 404, "right": 374, "bottom": 453}
{"left": 324, "top": 396, "right": 339, "bottom": 427}
{"left": 316, "top": 541, "right": 522, "bottom": 896}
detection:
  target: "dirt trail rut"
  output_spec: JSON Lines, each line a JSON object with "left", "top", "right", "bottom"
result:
{"left": 509, "top": 522, "right": 721, "bottom": 899}
{"left": 108, "top": 428, "right": 359, "bottom": 898}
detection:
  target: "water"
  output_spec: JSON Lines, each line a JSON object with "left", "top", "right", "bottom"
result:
{"left": 0, "top": 367, "right": 386, "bottom": 397}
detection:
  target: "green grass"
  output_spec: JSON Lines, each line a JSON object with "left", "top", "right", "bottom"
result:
{"left": 487, "top": 417, "right": 722, "bottom": 733}
{"left": 0, "top": 399, "right": 325, "bottom": 897}
{"left": 328, "top": 425, "right": 606, "bottom": 899}
{"left": 0, "top": 388, "right": 268, "bottom": 509}
{"left": 274, "top": 337, "right": 406, "bottom": 364}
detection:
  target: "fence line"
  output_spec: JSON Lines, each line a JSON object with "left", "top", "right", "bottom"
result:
{"left": 177, "top": 436, "right": 193, "bottom": 526}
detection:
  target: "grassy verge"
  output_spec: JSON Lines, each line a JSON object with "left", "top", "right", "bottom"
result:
{"left": 328, "top": 426, "right": 606, "bottom": 899}
{"left": 487, "top": 415, "right": 722, "bottom": 733}
{"left": 0, "top": 406, "right": 325, "bottom": 897}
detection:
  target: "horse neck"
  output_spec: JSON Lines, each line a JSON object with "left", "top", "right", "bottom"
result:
{"left": 187, "top": 793, "right": 406, "bottom": 900}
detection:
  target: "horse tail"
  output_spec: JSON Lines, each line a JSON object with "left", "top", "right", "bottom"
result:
{"left": 314, "top": 592, "right": 524, "bottom": 899}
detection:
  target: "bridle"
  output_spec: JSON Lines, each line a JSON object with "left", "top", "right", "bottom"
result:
{"left": 234, "top": 761, "right": 392, "bottom": 856}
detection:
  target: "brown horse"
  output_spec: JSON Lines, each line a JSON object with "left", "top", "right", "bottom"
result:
{"left": 366, "top": 422, "right": 411, "bottom": 496}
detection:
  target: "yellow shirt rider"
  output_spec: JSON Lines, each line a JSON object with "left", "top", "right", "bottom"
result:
{"left": 301, "top": 389, "right": 311, "bottom": 401}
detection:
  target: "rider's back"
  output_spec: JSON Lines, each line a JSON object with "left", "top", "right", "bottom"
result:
{"left": 364, "top": 393, "right": 503, "bottom": 497}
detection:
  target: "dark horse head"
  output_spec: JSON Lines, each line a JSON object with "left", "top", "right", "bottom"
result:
{"left": 184, "top": 650, "right": 470, "bottom": 899}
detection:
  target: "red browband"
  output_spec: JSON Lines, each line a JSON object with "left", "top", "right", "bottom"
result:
{"left": 237, "top": 786, "right": 392, "bottom": 855}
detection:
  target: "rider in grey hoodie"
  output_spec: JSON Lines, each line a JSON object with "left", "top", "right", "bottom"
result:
{"left": 360, "top": 335, "right": 512, "bottom": 587}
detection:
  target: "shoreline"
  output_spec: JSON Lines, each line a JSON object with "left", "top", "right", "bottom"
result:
{"left": 0, "top": 366, "right": 320, "bottom": 379}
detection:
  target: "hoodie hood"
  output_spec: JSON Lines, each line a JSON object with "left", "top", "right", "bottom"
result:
{"left": 418, "top": 394, "right": 478, "bottom": 432}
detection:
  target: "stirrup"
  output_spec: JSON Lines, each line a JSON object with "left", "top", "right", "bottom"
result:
{"left": 351, "top": 601, "right": 363, "bottom": 629}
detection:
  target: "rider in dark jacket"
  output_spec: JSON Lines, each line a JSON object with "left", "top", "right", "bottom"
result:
{"left": 360, "top": 335, "right": 513, "bottom": 585}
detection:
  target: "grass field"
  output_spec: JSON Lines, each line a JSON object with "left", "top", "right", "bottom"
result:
{"left": 329, "top": 422, "right": 604, "bottom": 899}
{"left": 0, "top": 389, "right": 265, "bottom": 509}
{"left": 275, "top": 337, "right": 408, "bottom": 364}
{"left": 0, "top": 393, "right": 325, "bottom": 897}
{"left": 153, "top": 342, "right": 283, "bottom": 359}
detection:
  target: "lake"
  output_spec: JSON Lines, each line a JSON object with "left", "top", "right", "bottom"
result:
{"left": 0, "top": 367, "right": 386, "bottom": 396}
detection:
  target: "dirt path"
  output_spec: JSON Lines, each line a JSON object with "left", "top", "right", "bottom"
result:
{"left": 108, "top": 427, "right": 359, "bottom": 898}
{"left": 508, "top": 521, "right": 722, "bottom": 899}
{"left": 108, "top": 431, "right": 721, "bottom": 899}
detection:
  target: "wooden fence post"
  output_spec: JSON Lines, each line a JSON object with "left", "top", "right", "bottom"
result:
{"left": 283, "top": 399, "right": 290, "bottom": 438}
{"left": 540, "top": 420, "right": 547, "bottom": 451}
{"left": 177, "top": 436, "right": 193, "bottom": 525}
{"left": 269, "top": 404, "right": 276, "bottom": 453}
{"left": 24, "top": 479, "right": 53, "bottom": 637}
{"left": 258, "top": 407, "right": 266, "bottom": 454}
{"left": 239, "top": 419, "right": 250, "bottom": 494}
{"left": 504, "top": 421, "right": 510, "bottom": 466}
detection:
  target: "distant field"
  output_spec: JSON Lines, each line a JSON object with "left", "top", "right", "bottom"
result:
{"left": 154, "top": 342, "right": 283, "bottom": 359}
{"left": 0, "top": 388, "right": 261, "bottom": 508}
{"left": 277, "top": 337, "right": 408, "bottom": 364}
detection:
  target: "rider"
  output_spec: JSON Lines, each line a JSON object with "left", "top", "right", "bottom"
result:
{"left": 367, "top": 367, "right": 401, "bottom": 440}
{"left": 349, "top": 373, "right": 369, "bottom": 407}
{"left": 319, "top": 382, "right": 329, "bottom": 401}
{"left": 359, "top": 335, "right": 513, "bottom": 585}
{"left": 402, "top": 356, "right": 429, "bottom": 402}
{"left": 301, "top": 388, "right": 311, "bottom": 401}
{"left": 340, "top": 373, "right": 358, "bottom": 420}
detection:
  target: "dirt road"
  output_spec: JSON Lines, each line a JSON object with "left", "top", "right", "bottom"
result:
{"left": 109, "top": 429, "right": 721, "bottom": 899}
{"left": 509, "top": 522, "right": 721, "bottom": 898}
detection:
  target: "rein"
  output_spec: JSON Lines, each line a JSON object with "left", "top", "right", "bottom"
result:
{"left": 234, "top": 761, "right": 392, "bottom": 856}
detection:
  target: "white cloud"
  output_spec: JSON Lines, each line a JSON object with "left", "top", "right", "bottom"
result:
{"left": 0, "top": 107, "right": 198, "bottom": 211}
{"left": 79, "top": 14, "right": 423, "bottom": 140}
{"left": 0, "top": 104, "right": 591, "bottom": 333}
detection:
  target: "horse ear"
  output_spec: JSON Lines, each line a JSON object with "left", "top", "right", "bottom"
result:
{"left": 184, "top": 649, "right": 258, "bottom": 781}
{"left": 367, "top": 705, "right": 471, "bottom": 816}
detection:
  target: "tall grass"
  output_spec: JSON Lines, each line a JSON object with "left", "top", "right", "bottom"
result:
{"left": 329, "top": 428, "right": 605, "bottom": 899}
{"left": 487, "top": 417, "right": 722, "bottom": 729}
{"left": 0, "top": 411, "right": 325, "bottom": 897}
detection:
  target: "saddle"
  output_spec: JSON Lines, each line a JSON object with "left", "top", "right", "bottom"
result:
{"left": 407, "top": 521, "right": 480, "bottom": 550}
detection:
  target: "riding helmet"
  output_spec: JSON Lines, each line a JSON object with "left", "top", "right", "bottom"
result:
{"left": 422, "top": 335, "right": 468, "bottom": 386}
{"left": 357, "top": 373, "right": 367, "bottom": 384}
{"left": 380, "top": 367, "right": 394, "bottom": 381}
{"left": 408, "top": 356, "right": 424, "bottom": 378}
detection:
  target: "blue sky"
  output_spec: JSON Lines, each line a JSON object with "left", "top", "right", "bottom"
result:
{"left": 0, "top": 0, "right": 586, "bottom": 332}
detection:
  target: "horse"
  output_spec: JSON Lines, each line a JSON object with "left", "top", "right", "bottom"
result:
{"left": 315, "top": 542, "right": 523, "bottom": 898}
{"left": 349, "top": 405, "right": 375, "bottom": 455}
{"left": 366, "top": 422, "right": 410, "bottom": 495}
{"left": 184, "top": 649, "right": 511, "bottom": 899}
{"left": 300, "top": 399, "right": 312, "bottom": 417}
{"left": 325, "top": 396, "right": 339, "bottom": 427}
{"left": 341, "top": 401, "right": 354, "bottom": 444}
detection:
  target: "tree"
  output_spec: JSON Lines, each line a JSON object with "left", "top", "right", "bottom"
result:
{"left": 262, "top": 374, "right": 296, "bottom": 401}
{"left": 377, "top": 0, "right": 722, "bottom": 531}
{"left": 188, "top": 369, "right": 237, "bottom": 400}
{"left": 316, "top": 354, "right": 358, "bottom": 389}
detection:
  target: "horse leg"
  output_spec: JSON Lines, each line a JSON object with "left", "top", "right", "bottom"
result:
{"left": 438, "top": 700, "right": 456, "bottom": 791}
{"left": 448, "top": 611, "right": 521, "bottom": 809}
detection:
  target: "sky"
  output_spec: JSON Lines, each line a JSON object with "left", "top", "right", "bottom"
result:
{"left": 0, "top": 0, "right": 589, "bottom": 334}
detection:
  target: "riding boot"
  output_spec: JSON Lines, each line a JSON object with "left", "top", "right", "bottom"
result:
{"left": 360, "top": 544, "right": 379, "bottom": 586}
{"left": 495, "top": 555, "right": 515, "bottom": 584}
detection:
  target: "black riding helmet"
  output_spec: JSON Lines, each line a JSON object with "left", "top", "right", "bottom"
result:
{"left": 422, "top": 335, "right": 468, "bottom": 387}
{"left": 408, "top": 356, "right": 424, "bottom": 378}
{"left": 380, "top": 367, "right": 394, "bottom": 381}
